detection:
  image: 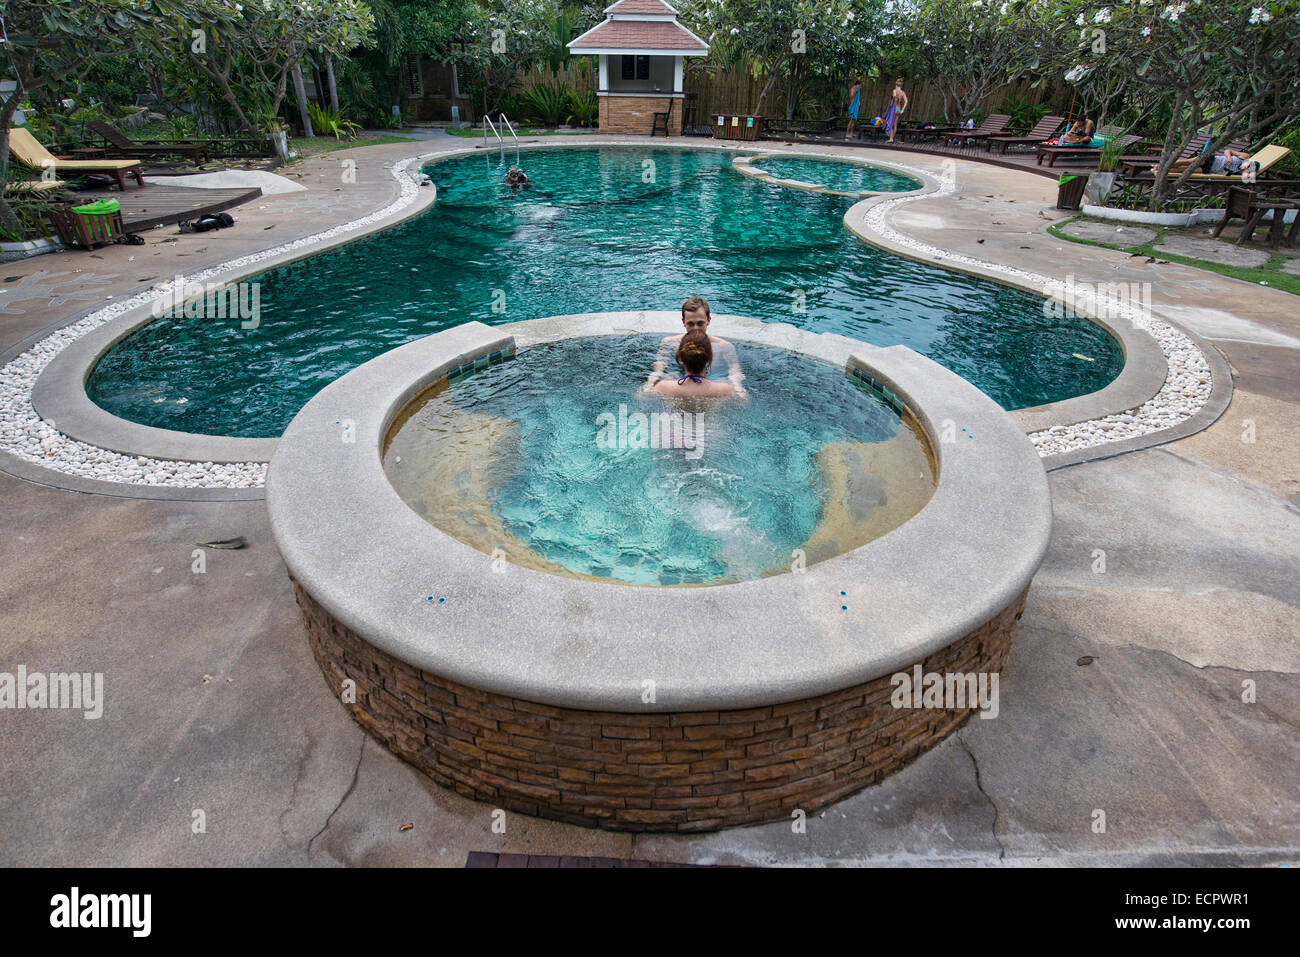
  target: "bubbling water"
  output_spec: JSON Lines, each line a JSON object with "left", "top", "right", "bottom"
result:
{"left": 384, "top": 335, "right": 936, "bottom": 586}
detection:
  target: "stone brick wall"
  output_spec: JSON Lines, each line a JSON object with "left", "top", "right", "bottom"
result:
{"left": 599, "top": 95, "right": 683, "bottom": 135}
{"left": 294, "top": 580, "right": 1026, "bottom": 832}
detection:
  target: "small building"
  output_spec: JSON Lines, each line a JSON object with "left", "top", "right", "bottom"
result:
{"left": 568, "top": 0, "right": 708, "bottom": 135}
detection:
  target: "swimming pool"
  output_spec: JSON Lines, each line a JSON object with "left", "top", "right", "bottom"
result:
{"left": 87, "top": 146, "right": 1123, "bottom": 437}
{"left": 383, "top": 334, "right": 935, "bottom": 586}
{"left": 746, "top": 154, "right": 922, "bottom": 193}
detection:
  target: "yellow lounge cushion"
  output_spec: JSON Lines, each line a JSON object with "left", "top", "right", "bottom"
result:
{"left": 8, "top": 126, "right": 141, "bottom": 172}
{"left": 4, "top": 179, "right": 68, "bottom": 193}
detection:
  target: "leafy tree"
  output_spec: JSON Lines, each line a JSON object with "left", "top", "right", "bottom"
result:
{"left": 442, "top": 0, "right": 563, "bottom": 118}
{"left": 683, "top": 0, "right": 889, "bottom": 118}
{"left": 141, "top": 0, "right": 375, "bottom": 135}
{"left": 0, "top": 0, "right": 185, "bottom": 232}
{"left": 1051, "top": 0, "right": 1300, "bottom": 207}
{"left": 892, "top": 0, "right": 1061, "bottom": 123}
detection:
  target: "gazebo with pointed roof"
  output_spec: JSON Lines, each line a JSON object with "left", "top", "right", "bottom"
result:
{"left": 567, "top": 0, "right": 709, "bottom": 135}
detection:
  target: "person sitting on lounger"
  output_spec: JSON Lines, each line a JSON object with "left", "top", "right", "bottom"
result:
{"left": 1060, "top": 119, "right": 1095, "bottom": 145}
{"left": 644, "top": 296, "right": 746, "bottom": 396}
{"left": 653, "top": 330, "right": 735, "bottom": 399}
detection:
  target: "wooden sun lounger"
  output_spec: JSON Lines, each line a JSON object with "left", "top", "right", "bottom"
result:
{"left": 902, "top": 114, "right": 1011, "bottom": 146}
{"left": 8, "top": 126, "right": 145, "bottom": 190}
{"left": 986, "top": 116, "right": 1066, "bottom": 154}
{"left": 948, "top": 114, "right": 1013, "bottom": 147}
{"left": 1117, "top": 134, "right": 1213, "bottom": 177}
{"left": 1037, "top": 129, "right": 1136, "bottom": 167}
{"left": 88, "top": 120, "right": 210, "bottom": 164}
{"left": 3, "top": 178, "right": 68, "bottom": 193}
{"left": 1186, "top": 144, "right": 1291, "bottom": 181}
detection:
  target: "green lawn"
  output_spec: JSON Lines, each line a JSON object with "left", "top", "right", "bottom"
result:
{"left": 1048, "top": 217, "right": 1300, "bottom": 297}
{"left": 287, "top": 133, "right": 416, "bottom": 158}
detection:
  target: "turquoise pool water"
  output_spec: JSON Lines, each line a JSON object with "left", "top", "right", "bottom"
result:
{"left": 748, "top": 154, "right": 921, "bottom": 193}
{"left": 88, "top": 146, "right": 1123, "bottom": 438}
{"left": 383, "top": 335, "right": 935, "bottom": 585}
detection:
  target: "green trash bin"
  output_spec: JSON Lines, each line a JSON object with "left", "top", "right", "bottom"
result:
{"left": 1056, "top": 174, "right": 1087, "bottom": 211}
{"left": 70, "top": 198, "right": 122, "bottom": 244}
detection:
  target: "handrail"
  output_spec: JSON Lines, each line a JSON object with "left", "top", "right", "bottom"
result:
{"left": 483, "top": 113, "right": 503, "bottom": 160}
{"left": 499, "top": 113, "right": 521, "bottom": 166}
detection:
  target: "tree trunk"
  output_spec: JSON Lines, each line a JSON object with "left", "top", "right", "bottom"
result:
{"left": 292, "top": 62, "right": 314, "bottom": 137}
{"left": 785, "top": 60, "right": 799, "bottom": 122}
{"left": 0, "top": 83, "right": 25, "bottom": 237}
{"left": 753, "top": 62, "right": 781, "bottom": 116}
{"left": 325, "top": 58, "right": 339, "bottom": 113}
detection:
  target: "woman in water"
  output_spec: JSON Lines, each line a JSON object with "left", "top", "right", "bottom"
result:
{"left": 654, "top": 330, "right": 735, "bottom": 398}
{"left": 883, "top": 78, "right": 907, "bottom": 143}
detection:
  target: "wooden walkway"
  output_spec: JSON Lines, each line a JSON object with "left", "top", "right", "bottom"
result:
{"left": 75, "top": 184, "right": 263, "bottom": 232}
{"left": 754, "top": 133, "right": 1100, "bottom": 180}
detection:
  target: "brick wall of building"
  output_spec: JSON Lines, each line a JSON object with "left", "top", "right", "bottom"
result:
{"left": 294, "top": 580, "right": 1026, "bottom": 832}
{"left": 599, "top": 95, "right": 683, "bottom": 135}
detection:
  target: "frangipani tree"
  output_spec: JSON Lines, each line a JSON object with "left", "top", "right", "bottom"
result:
{"left": 683, "top": 0, "right": 889, "bottom": 118}
{"left": 0, "top": 0, "right": 191, "bottom": 232}
{"left": 142, "top": 0, "right": 375, "bottom": 136}
{"left": 1053, "top": 0, "right": 1300, "bottom": 207}
{"left": 443, "top": 0, "right": 559, "bottom": 118}
{"left": 896, "top": 0, "right": 1062, "bottom": 123}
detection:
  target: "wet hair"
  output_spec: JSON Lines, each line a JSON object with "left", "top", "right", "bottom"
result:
{"left": 681, "top": 296, "right": 710, "bottom": 320}
{"left": 675, "top": 329, "right": 713, "bottom": 376}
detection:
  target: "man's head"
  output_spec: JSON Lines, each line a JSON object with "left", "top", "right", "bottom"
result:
{"left": 681, "top": 296, "right": 711, "bottom": 333}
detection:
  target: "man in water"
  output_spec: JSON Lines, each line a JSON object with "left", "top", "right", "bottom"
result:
{"left": 643, "top": 297, "right": 746, "bottom": 396}
{"left": 505, "top": 166, "right": 530, "bottom": 189}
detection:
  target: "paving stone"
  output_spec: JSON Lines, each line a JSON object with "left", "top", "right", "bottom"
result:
{"left": 1281, "top": 258, "right": 1300, "bottom": 277}
{"left": 1059, "top": 219, "right": 1157, "bottom": 246}
{"left": 1157, "top": 234, "right": 1271, "bottom": 267}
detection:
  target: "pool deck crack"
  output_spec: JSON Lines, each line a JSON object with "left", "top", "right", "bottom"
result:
{"left": 307, "top": 732, "right": 365, "bottom": 863}
{"left": 958, "top": 731, "right": 1005, "bottom": 862}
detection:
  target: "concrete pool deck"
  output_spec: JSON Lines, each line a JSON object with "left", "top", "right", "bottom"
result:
{"left": 0, "top": 136, "right": 1295, "bottom": 864}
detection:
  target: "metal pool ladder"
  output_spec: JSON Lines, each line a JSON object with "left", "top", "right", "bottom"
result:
{"left": 482, "top": 113, "right": 520, "bottom": 165}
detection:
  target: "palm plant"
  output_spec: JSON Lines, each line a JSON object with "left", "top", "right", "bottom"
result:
{"left": 521, "top": 82, "right": 571, "bottom": 127}
{"left": 307, "top": 102, "right": 362, "bottom": 139}
{"left": 565, "top": 88, "right": 598, "bottom": 128}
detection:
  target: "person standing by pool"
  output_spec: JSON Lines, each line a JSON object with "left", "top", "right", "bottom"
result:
{"left": 653, "top": 330, "right": 735, "bottom": 398}
{"left": 846, "top": 79, "right": 862, "bottom": 141}
{"left": 882, "top": 78, "right": 907, "bottom": 143}
{"left": 644, "top": 297, "right": 746, "bottom": 396}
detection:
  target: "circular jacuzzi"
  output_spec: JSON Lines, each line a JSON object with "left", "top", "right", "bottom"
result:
{"left": 383, "top": 334, "right": 935, "bottom": 586}
{"left": 267, "top": 311, "right": 1052, "bottom": 831}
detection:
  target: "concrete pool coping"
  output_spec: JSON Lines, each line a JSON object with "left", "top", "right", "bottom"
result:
{"left": 11, "top": 140, "right": 1225, "bottom": 496}
{"left": 267, "top": 310, "right": 1052, "bottom": 711}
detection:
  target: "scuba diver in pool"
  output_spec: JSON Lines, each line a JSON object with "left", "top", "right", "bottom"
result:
{"left": 505, "top": 166, "right": 531, "bottom": 190}
{"left": 653, "top": 330, "right": 735, "bottom": 398}
{"left": 643, "top": 297, "right": 746, "bottom": 396}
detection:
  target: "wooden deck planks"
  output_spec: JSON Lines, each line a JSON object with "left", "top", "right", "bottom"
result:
{"left": 74, "top": 184, "right": 263, "bottom": 231}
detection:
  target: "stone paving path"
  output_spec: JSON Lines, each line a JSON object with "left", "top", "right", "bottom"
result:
{"left": 1, "top": 136, "right": 1295, "bottom": 866}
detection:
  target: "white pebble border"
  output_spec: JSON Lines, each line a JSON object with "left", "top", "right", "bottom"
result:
{"left": 0, "top": 154, "right": 431, "bottom": 489}
{"left": 851, "top": 159, "right": 1213, "bottom": 458}
{"left": 0, "top": 145, "right": 1214, "bottom": 490}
